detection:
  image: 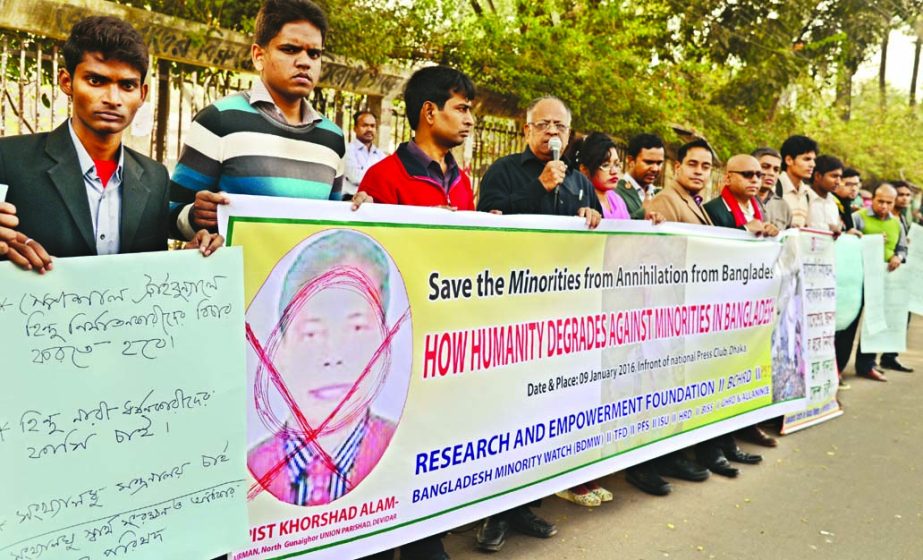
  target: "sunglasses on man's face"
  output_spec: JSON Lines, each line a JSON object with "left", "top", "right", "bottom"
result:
{"left": 729, "top": 170, "right": 764, "bottom": 180}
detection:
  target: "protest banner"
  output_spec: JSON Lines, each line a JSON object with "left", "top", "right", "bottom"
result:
{"left": 834, "top": 234, "right": 863, "bottom": 331}
{"left": 905, "top": 224, "right": 923, "bottom": 315}
{"left": 779, "top": 230, "right": 842, "bottom": 434}
{"left": 859, "top": 229, "right": 910, "bottom": 353}
{"left": 861, "top": 235, "right": 887, "bottom": 335}
{"left": 221, "top": 196, "right": 805, "bottom": 560}
{"left": 0, "top": 249, "right": 248, "bottom": 560}
{"left": 860, "top": 265, "right": 910, "bottom": 353}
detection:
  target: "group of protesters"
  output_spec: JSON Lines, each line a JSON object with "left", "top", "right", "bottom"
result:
{"left": 0, "top": 0, "right": 916, "bottom": 559}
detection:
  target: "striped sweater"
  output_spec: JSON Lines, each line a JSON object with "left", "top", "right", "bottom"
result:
{"left": 169, "top": 91, "right": 345, "bottom": 239}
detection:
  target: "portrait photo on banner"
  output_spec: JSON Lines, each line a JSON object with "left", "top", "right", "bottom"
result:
{"left": 243, "top": 228, "right": 412, "bottom": 507}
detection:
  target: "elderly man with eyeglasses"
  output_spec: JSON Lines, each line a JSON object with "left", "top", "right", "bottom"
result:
{"left": 477, "top": 96, "right": 602, "bottom": 228}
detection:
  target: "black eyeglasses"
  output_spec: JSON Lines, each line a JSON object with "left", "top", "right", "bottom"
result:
{"left": 729, "top": 170, "right": 764, "bottom": 180}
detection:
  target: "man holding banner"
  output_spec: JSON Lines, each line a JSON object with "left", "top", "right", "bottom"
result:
{"left": 474, "top": 95, "right": 602, "bottom": 551}
{"left": 168, "top": 0, "right": 371, "bottom": 241}
{"left": 704, "top": 154, "right": 780, "bottom": 238}
{"left": 646, "top": 140, "right": 756, "bottom": 479}
{"left": 878, "top": 181, "right": 915, "bottom": 373}
{"left": 358, "top": 64, "right": 478, "bottom": 560}
{"left": 840, "top": 183, "right": 907, "bottom": 382}
{"left": 615, "top": 133, "right": 667, "bottom": 219}
{"left": 0, "top": 16, "right": 221, "bottom": 270}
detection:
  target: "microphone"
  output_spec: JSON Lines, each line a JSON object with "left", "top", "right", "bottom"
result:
{"left": 549, "top": 136, "right": 562, "bottom": 161}
{"left": 548, "top": 137, "right": 563, "bottom": 207}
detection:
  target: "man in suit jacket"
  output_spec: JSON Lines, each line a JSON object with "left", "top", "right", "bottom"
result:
{"left": 645, "top": 139, "right": 715, "bottom": 226}
{"left": 704, "top": 154, "right": 779, "bottom": 237}
{"left": 647, "top": 141, "right": 770, "bottom": 480}
{"left": 0, "top": 16, "right": 220, "bottom": 273}
{"left": 622, "top": 139, "right": 717, "bottom": 498}
{"left": 615, "top": 133, "right": 666, "bottom": 219}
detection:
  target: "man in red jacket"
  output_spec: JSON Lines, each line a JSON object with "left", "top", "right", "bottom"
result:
{"left": 357, "top": 64, "right": 476, "bottom": 560}
{"left": 359, "top": 65, "right": 475, "bottom": 210}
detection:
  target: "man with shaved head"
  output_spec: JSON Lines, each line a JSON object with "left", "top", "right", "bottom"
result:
{"left": 837, "top": 183, "right": 907, "bottom": 383}
{"left": 704, "top": 155, "right": 780, "bottom": 447}
{"left": 878, "top": 181, "right": 915, "bottom": 373}
{"left": 704, "top": 154, "right": 780, "bottom": 237}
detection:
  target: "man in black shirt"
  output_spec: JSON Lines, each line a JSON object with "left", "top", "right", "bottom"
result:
{"left": 477, "top": 96, "right": 601, "bottom": 227}
{"left": 473, "top": 96, "right": 597, "bottom": 553}
{"left": 835, "top": 167, "right": 862, "bottom": 232}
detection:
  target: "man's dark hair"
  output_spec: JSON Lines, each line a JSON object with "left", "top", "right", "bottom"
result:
{"left": 752, "top": 147, "right": 781, "bottom": 160}
{"left": 842, "top": 167, "right": 861, "bottom": 180}
{"left": 255, "top": 0, "right": 328, "bottom": 47}
{"left": 892, "top": 180, "right": 912, "bottom": 191}
{"left": 564, "top": 132, "right": 616, "bottom": 175}
{"left": 779, "top": 135, "right": 818, "bottom": 170}
{"left": 677, "top": 138, "right": 713, "bottom": 164}
{"left": 813, "top": 154, "right": 844, "bottom": 179}
{"left": 403, "top": 65, "right": 475, "bottom": 130}
{"left": 353, "top": 110, "right": 376, "bottom": 126}
{"left": 63, "top": 17, "right": 149, "bottom": 80}
{"left": 627, "top": 133, "right": 664, "bottom": 159}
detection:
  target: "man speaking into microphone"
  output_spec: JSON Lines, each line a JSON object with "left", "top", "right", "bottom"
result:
{"left": 477, "top": 96, "right": 602, "bottom": 228}
{"left": 471, "top": 95, "right": 600, "bottom": 553}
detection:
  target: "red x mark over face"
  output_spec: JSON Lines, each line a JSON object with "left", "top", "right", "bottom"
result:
{"left": 246, "top": 264, "right": 410, "bottom": 502}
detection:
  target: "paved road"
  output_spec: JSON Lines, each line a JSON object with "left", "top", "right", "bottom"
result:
{"left": 444, "top": 317, "right": 923, "bottom": 560}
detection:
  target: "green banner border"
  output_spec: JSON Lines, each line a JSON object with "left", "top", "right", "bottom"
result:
{"left": 225, "top": 216, "right": 772, "bottom": 245}
{"left": 226, "top": 213, "right": 786, "bottom": 559}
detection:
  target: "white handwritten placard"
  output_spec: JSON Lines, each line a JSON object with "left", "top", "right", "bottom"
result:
{"left": 0, "top": 248, "right": 247, "bottom": 560}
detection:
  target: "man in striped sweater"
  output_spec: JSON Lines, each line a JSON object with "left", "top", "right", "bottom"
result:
{"left": 169, "top": 0, "right": 370, "bottom": 240}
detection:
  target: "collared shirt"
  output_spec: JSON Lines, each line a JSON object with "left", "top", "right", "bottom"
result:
{"left": 68, "top": 120, "right": 123, "bottom": 256}
{"left": 778, "top": 172, "right": 810, "bottom": 227}
{"left": 285, "top": 414, "right": 369, "bottom": 506}
{"left": 759, "top": 190, "right": 793, "bottom": 230}
{"left": 343, "top": 138, "right": 387, "bottom": 196}
{"left": 249, "top": 78, "right": 319, "bottom": 126}
{"left": 722, "top": 198, "right": 756, "bottom": 222}
{"left": 624, "top": 173, "right": 653, "bottom": 201}
{"left": 806, "top": 189, "right": 842, "bottom": 232}
{"left": 404, "top": 140, "right": 459, "bottom": 193}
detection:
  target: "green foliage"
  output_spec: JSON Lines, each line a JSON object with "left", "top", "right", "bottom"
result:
{"left": 122, "top": 0, "right": 922, "bottom": 181}
{"left": 808, "top": 83, "right": 923, "bottom": 183}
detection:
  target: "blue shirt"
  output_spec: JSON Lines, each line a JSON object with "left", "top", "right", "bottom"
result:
{"left": 68, "top": 121, "right": 123, "bottom": 256}
{"left": 343, "top": 138, "right": 387, "bottom": 196}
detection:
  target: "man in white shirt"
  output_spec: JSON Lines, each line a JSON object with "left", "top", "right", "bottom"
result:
{"left": 343, "top": 110, "right": 387, "bottom": 199}
{"left": 807, "top": 154, "right": 844, "bottom": 234}
{"left": 777, "top": 135, "right": 818, "bottom": 227}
